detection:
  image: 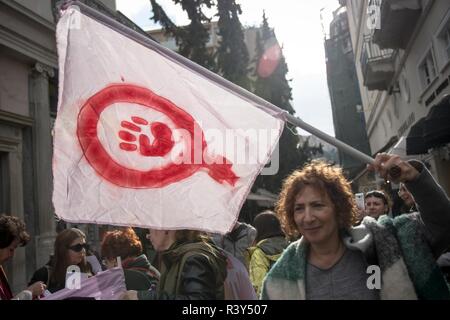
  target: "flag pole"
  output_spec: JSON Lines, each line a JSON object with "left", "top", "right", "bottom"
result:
{"left": 59, "top": 1, "right": 375, "bottom": 166}
{"left": 284, "top": 114, "right": 375, "bottom": 164}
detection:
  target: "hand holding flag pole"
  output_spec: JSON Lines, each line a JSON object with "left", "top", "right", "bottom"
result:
{"left": 283, "top": 113, "right": 401, "bottom": 181}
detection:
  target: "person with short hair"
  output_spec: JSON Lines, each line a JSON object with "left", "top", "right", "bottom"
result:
{"left": 247, "top": 211, "right": 288, "bottom": 296}
{"left": 364, "top": 190, "right": 390, "bottom": 219}
{"left": 101, "top": 227, "right": 159, "bottom": 291}
{"left": 0, "top": 214, "right": 46, "bottom": 300}
{"left": 262, "top": 154, "right": 450, "bottom": 300}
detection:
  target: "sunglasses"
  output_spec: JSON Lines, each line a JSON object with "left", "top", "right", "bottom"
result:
{"left": 68, "top": 243, "right": 88, "bottom": 252}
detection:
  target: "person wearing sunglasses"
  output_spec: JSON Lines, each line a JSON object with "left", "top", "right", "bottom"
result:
{"left": 29, "top": 228, "right": 93, "bottom": 293}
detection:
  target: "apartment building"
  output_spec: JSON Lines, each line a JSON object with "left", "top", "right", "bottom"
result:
{"left": 325, "top": 7, "right": 371, "bottom": 179}
{"left": 0, "top": 0, "right": 132, "bottom": 293}
{"left": 341, "top": 0, "right": 450, "bottom": 194}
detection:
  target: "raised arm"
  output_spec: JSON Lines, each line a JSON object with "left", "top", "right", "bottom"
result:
{"left": 370, "top": 154, "right": 450, "bottom": 256}
{"left": 404, "top": 161, "right": 450, "bottom": 255}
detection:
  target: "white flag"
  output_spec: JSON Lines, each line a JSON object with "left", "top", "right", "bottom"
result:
{"left": 53, "top": 6, "right": 284, "bottom": 234}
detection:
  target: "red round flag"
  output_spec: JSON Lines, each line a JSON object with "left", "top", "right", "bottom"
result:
{"left": 257, "top": 43, "right": 282, "bottom": 78}
{"left": 77, "top": 84, "right": 238, "bottom": 188}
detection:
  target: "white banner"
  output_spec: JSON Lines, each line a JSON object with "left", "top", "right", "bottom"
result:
{"left": 53, "top": 6, "right": 283, "bottom": 234}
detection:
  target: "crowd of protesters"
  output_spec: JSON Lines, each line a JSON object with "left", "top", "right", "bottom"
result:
{"left": 1, "top": 153, "right": 450, "bottom": 300}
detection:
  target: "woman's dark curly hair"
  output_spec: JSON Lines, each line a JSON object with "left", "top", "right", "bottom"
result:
{"left": 0, "top": 214, "right": 30, "bottom": 248}
{"left": 275, "top": 160, "right": 357, "bottom": 239}
{"left": 101, "top": 227, "right": 143, "bottom": 260}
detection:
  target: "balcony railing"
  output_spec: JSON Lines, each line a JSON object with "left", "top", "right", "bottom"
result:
{"left": 371, "top": 0, "right": 422, "bottom": 49}
{"left": 360, "top": 35, "right": 395, "bottom": 91}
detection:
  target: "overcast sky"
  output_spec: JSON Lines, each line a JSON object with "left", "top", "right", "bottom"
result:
{"left": 116, "top": 0, "right": 340, "bottom": 136}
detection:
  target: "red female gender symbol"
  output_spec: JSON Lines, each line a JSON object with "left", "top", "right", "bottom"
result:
{"left": 77, "top": 83, "right": 239, "bottom": 188}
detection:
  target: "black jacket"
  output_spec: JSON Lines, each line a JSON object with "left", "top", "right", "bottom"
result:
{"left": 122, "top": 254, "right": 159, "bottom": 291}
{"left": 138, "top": 240, "right": 227, "bottom": 300}
{"left": 29, "top": 265, "right": 64, "bottom": 293}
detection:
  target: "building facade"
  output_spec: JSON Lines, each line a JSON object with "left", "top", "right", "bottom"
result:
{"left": 325, "top": 7, "right": 371, "bottom": 179}
{"left": 341, "top": 0, "right": 450, "bottom": 194}
{"left": 0, "top": 0, "right": 121, "bottom": 294}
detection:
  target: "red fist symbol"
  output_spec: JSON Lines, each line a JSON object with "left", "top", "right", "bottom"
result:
{"left": 118, "top": 116, "right": 174, "bottom": 157}
{"left": 77, "top": 84, "right": 239, "bottom": 188}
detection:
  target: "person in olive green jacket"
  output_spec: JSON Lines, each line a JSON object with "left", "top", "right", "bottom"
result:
{"left": 121, "top": 229, "right": 227, "bottom": 300}
{"left": 247, "top": 211, "right": 288, "bottom": 296}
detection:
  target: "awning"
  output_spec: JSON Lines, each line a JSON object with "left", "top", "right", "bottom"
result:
{"left": 388, "top": 136, "right": 430, "bottom": 163}
{"left": 406, "top": 94, "right": 450, "bottom": 155}
{"left": 406, "top": 118, "right": 427, "bottom": 154}
{"left": 423, "top": 95, "right": 450, "bottom": 148}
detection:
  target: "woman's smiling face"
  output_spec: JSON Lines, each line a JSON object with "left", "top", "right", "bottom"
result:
{"left": 294, "top": 186, "right": 340, "bottom": 247}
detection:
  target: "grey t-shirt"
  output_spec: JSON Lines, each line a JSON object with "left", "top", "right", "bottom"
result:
{"left": 306, "top": 248, "right": 379, "bottom": 300}
{"left": 303, "top": 163, "right": 450, "bottom": 300}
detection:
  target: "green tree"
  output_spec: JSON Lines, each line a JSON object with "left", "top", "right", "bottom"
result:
{"left": 215, "top": 0, "right": 250, "bottom": 89}
{"left": 240, "top": 13, "right": 322, "bottom": 224}
{"left": 150, "top": 0, "right": 215, "bottom": 69}
{"left": 148, "top": 5, "right": 320, "bottom": 224}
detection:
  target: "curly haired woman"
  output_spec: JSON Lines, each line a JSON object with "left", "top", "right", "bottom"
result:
{"left": 101, "top": 227, "right": 159, "bottom": 291}
{"left": 0, "top": 214, "right": 45, "bottom": 299}
{"left": 262, "top": 154, "right": 450, "bottom": 300}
